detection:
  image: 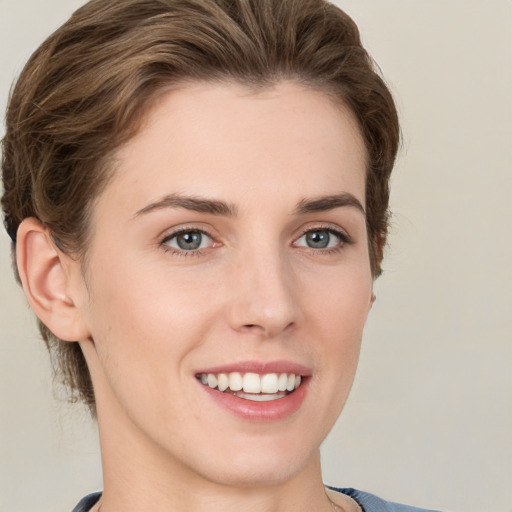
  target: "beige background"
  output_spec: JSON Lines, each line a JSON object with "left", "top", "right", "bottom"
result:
{"left": 1, "top": 1, "right": 511, "bottom": 511}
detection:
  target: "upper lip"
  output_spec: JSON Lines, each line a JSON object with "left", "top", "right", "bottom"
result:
{"left": 195, "top": 360, "right": 312, "bottom": 376}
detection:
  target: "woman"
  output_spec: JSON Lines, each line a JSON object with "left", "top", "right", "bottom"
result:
{"left": 1, "top": 1, "right": 441, "bottom": 511}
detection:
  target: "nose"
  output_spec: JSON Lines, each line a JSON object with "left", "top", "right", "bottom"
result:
{"left": 225, "top": 246, "right": 301, "bottom": 339}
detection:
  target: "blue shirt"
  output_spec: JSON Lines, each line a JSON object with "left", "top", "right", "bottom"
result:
{"left": 332, "top": 488, "right": 443, "bottom": 511}
{"left": 72, "top": 489, "right": 444, "bottom": 511}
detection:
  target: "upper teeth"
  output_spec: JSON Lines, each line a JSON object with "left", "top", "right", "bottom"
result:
{"left": 199, "top": 372, "right": 302, "bottom": 394}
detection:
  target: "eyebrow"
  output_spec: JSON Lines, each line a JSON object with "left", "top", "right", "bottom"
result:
{"left": 134, "top": 193, "right": 238, "bottom": 217}
{"left": 134, "top": 192, "right": 365, "bottom": 218}
{"left": 294, "top": 193, "right": 365, "bottom": 216}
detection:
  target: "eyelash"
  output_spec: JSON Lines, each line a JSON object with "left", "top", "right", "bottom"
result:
{"left": 159, "top": 225, "right": 352, "bottom": 257}
{"left": 160, "top": 227, "right": 214, "bottom": 258}
{"left": 294, "top": 225, "right": 353, "bottom": 255}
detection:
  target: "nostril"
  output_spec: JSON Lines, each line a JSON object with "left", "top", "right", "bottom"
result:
{"left": 240, "top": 321, "right": 296, "bottom": 337}
{"left": 241, "top": 323, "right": 268, "bottom": 334}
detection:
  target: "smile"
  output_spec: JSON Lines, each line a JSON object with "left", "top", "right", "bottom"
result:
{"left": 197, "top": 372, "right": 302, "bottom": 401}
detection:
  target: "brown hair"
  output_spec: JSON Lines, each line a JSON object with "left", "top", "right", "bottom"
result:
{"left": 1, "top": 0, "right": 400, "bottom": 412}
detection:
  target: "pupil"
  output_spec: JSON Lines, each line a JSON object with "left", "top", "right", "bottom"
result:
{"left": 306, "top": 230, "right": 329, "bottom": 248}
{"left": 177, "top": 232, "right": 202, "bottom": 250}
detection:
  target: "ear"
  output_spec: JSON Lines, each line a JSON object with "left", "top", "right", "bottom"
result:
{"left": 16, "top": 218, "right": 90, "bottom": 342}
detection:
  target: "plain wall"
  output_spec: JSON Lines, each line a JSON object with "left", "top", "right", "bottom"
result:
{"left": 1, "top": 1, "right": 510, "bottom": 511}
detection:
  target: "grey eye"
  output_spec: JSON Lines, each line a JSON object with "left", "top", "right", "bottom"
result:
{"left": 296, "top": 229, "right": 342, "bottom": 249}
{"left": 177, "top": 232, "right": 202, "bottom": 250}
{"left": 306, "top": 230, "right": 331, "bottom": 248}
{"left": 164, "top": 230, "right": 212, "bottom": 251}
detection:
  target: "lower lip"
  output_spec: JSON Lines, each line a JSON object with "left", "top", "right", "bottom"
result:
{"left": 199, "top": 379, "right": 310, "bottom": 421}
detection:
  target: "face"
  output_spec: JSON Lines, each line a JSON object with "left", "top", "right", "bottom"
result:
{"left": 75, "top": 81, "right": 373, "bottom": 488}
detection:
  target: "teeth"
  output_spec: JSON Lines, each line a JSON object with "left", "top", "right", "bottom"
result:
{"left": 261, "top": 373, "right": 279, "bottom": 394}
{"left": 217, "top": 373, "right": 229, "bottom": 392}
{"left": 228, "top": 372, "right": 243, "bottom": 391}
{"left": 198, "top": 371, "right": 303, "bottom": 395}
{"left": 286, "top": 374, "right": 295, "bottom": 392}
{"left": 235, "top": 392, "right": 286, "bottom": 402}
{"left": 243, "top": 372, "right": 261, "bottom": 393}
{"left": 278, "top": 373, "right": 288, "bottom": 392}
{"left": 207, "top": 374, "right": 217, "bottom": 389}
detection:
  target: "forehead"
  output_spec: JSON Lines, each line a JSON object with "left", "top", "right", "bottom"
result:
{"left": 100, "top": 81, "right": 367, "bottom": 215}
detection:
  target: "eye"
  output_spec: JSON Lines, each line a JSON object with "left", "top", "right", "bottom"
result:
{"left": 162, "top": 229, "right": 213, "bottom": 252}
{"left": 294, "top": 228, "right": 347, "bottom": 250}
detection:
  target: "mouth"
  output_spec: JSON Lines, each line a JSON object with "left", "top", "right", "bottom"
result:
{"left": 196, "top": 371, "right": 303, "bottom": 402}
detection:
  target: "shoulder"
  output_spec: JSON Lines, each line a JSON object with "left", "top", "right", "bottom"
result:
{"left": 330, "top": 487, "right": 445, "bottom": 512}
{"left": 71, "top": 492, "right": 102, "bottom": 512}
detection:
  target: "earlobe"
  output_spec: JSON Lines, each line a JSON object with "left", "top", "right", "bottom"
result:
{"left": 16, "top": 218, "right": 90, "bottom": 342}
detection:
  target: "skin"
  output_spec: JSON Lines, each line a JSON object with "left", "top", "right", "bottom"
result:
{"left": 18, "top": 81, "right": 370, "bottom": 511}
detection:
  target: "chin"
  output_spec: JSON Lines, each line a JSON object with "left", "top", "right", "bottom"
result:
{"left": 205, "top": 458, "right": 310, "bottom": 488}
{"left": 188, "top": 437, "right": 321, "bottom": 488}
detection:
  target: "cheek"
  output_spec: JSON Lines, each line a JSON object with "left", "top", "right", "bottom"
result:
{"left": 83, "top": 256, "right": 223, "bottom": 383}
{"left": 302, "top": 264, "right": 371, "bottom": 381}
{"left": 82, "top": 268, "right": 207, "bottom": 425}
{"left": 305, "top": 263, "right": 372, "bottom": 332}
{"left": 294, "top": 269, "right": 369, "bottom": 441}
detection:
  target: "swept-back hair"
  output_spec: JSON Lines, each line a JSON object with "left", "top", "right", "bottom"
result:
{"left": 1, "top": 0, "right": 400, "bottom": 412}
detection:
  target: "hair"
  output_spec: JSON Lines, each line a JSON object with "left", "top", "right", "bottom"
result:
{"left": 1, "top": 0, "right": 400, "bottom": 412}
